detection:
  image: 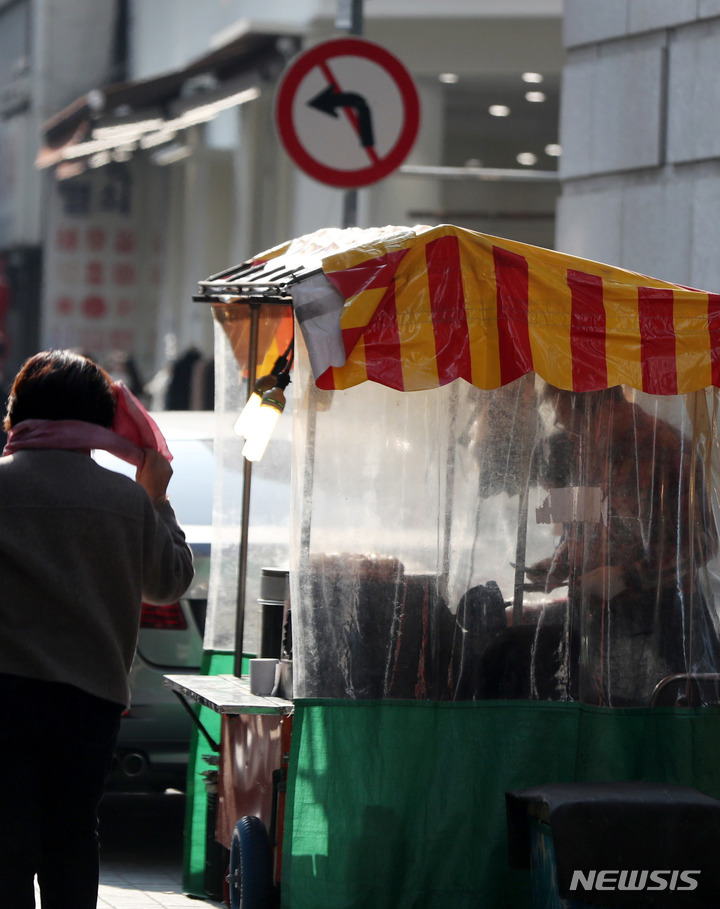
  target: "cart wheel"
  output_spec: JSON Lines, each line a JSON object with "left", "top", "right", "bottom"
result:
{"left": 227, "top": 815, "right": 273, "bottom": 909}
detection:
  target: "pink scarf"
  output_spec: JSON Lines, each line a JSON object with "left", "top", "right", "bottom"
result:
{"left": 2, "top": 383, "right": 172, "bottom": 467}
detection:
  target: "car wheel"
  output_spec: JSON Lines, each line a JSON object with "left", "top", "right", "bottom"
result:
{"left": 227, "top": 815, "right": 273, "bottom": 909}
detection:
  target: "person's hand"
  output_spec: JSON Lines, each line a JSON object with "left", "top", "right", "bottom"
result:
{"left": 578, "top": 565, "right": 626, "bottom": 600}
{"left": 524, "top": 556, "right": 567, "bottom": 592}
{"left": 135, "top": 448, "right": 173, "bottom": 503}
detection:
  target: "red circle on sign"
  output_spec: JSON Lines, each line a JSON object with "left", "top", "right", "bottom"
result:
{"left": 275, "top": 37, "right": 420, "bottom": 189}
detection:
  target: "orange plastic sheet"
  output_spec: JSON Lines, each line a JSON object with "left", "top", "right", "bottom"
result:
{"left": 212, "top": 301, "right": 293, "bottom": 382}
{"left": 302, "top": 224, "right": 720, "bottom": 395}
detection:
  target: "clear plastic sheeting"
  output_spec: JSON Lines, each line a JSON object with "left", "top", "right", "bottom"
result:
{"left": 290, "top": 331, "right": 720, "bottom": 706}
{"left": 204, "top": 306, "right": 293, "bottom": 656}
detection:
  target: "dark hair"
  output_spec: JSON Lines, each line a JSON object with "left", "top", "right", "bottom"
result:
{"left": 4, "top": 350, "right": 116, "bottom": 430}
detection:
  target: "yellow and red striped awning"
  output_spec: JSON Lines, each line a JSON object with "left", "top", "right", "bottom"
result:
{"left": 315, "top": 225, "right": 720, "bottom": 395}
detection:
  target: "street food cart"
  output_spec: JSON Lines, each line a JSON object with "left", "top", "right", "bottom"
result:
{"left": 168, "top": 225, "right": 720, "bottom": 908}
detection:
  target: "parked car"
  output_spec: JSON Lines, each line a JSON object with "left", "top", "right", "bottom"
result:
{"left": 94, "top": 410, "right": 215, "bottom": 792}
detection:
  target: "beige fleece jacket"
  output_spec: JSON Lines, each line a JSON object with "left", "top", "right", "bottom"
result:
{"left": 0, "top": 449, "right": 194, "bottom": 706}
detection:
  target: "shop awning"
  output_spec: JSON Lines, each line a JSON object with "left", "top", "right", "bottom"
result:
{"left": 36, "top": 30, "right": 299, "bottom": 175}
{"left": 197, "top": 224, "right": 720, "bottom": 396}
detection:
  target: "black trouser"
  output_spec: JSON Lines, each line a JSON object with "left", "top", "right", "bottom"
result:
{"left": 0, "top": 673, "right": 122, "bottom": 909}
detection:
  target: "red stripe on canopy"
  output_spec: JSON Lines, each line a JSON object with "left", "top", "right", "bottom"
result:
{"left": 638, "top": 287, "right": 677, "bottom": 395}
{"left": 362, "top": 281, "right": 404, "bottom": 390}
{"left": 426, "top": 234, "right": 472, "bottom": 385}
{"left": 493, "top": 246, "right": 532, "bottom": 385}
{"left": 568, "top": 269, "right": 607, "bottom": 391}
{"left": 709, "top": 294, "right": 720, "bottom": 389}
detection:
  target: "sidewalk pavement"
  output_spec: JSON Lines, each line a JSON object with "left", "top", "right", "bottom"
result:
{"left": 34, "top": 791, "right": 226, "bottom": 909}
{"left": 35, "top": 869, "right": 225, "bottom": 909}
{"left": 96, "top": 864, "right": 225, "bottom": 908}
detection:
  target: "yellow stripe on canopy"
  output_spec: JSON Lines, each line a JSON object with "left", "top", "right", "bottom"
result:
{"left": 318, "top": 225, "right": 720, "bottom": 395}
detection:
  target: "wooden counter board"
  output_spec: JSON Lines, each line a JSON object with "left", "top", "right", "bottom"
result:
{"left": 164, "top": 673, "right": 293, "bottom": 715}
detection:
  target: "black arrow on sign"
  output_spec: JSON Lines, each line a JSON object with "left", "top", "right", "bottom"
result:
{"left": 308, "top": 85, "right": 375, "bottom": 148}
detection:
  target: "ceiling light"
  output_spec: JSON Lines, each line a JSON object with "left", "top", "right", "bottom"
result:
{"left": 517, "top": 152, "right": 537, "bottom": 166}
{"left": 525, "top": 91, "right": 546, "bottom": 103}
{"left": 93, "top": 119, "right": 165, "bottom": 141}
{"left": 545, "top": 144, "right": 562, "bottom": 157}
{"left": 177, "top": 86, "right": 260, "bottom": 127}
{"left": 489, "top": 105, "right": 511, "bottom": 117}
{"left": 89, "top": 151, "right": 111, "bottom": 169}
{"left": 151, "top": 144, "right": 192, "bottom": 166}
{"left": 439, "top": 73, "right": 459, "bottom": 84}
{"left": 522, "top": 72, "right": 544, "bottom": 83}
{"left": 140, "top": 128, "right": 179, "bottom": 149}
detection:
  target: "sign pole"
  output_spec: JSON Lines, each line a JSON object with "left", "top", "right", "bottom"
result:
{"left": 275, "top": 31, "right": 419, "bottom": 191}
{"left": 340, "top": 0, "right": 363, "bottom": 227}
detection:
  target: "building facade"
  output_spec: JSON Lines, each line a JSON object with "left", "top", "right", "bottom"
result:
{"left": 0, "top": 0, "right": 124, "bottom": 377}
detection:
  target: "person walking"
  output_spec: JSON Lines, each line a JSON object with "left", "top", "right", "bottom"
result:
{"left": 0, "top": 349, "right": 194, "bottom": 908}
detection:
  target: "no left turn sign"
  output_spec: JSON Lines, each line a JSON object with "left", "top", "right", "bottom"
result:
{"left": 275, "top": 37, "right": 421, "bottom": 189}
